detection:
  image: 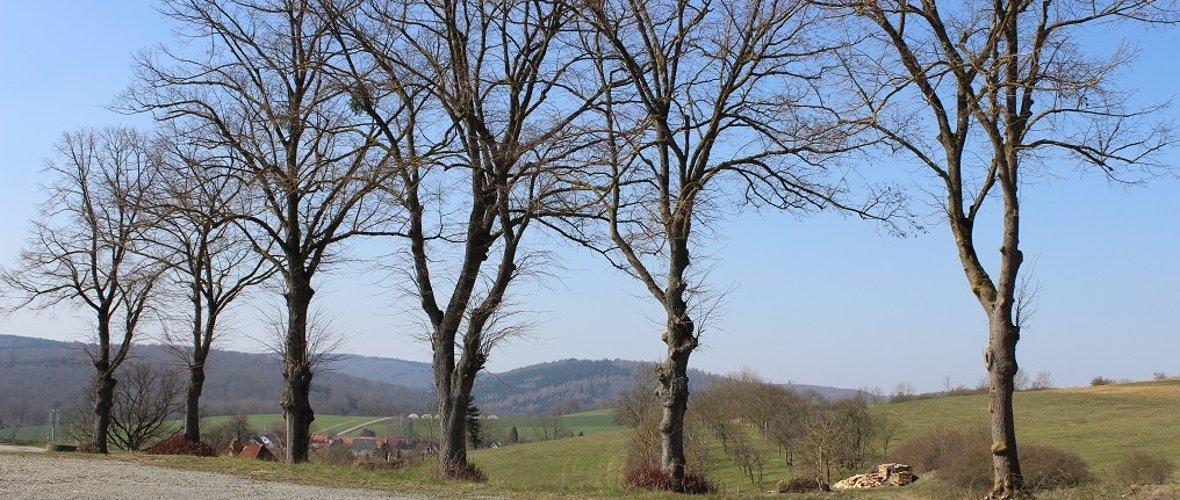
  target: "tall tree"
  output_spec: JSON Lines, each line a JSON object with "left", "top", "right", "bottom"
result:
{"left": 146, "top": 136, "right": 275, "bottom": 443}
{"left": 132, "top": 0, "right": 390, "bottom": 462}
{"left": 324, "top": 0, "right": 599, "bottom": 477}
{"left": 836, "top": 1, "right": 1176, "bottom": 496}
{"left": 568, "top": 0, "right": 903, "bottom": 491}
{"left": 2, "top": 127, "right": 165, "bottom": 453}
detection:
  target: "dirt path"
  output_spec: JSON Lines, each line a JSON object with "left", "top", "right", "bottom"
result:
{"left": 0, "top": 444, "right": 45, "bottom": 453}
{"left": 335, "top": 416, "right": 394, "bottom": 436}
{"left": 0, "top": 453, "right": 425, "bottom": 499}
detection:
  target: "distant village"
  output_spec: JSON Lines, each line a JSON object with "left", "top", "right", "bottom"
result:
{"left": 222, "top": 413, "right": 502, "bottom": 465}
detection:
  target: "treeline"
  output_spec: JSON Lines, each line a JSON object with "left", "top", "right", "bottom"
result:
{"left": 0, "top": 0, "right": 1171, "bottom": 493}
{"left": 476, "top": 359, "right": 720, "bottom": 416}
{"left": 0, "top": 335, "right": 432, "bottom": 428}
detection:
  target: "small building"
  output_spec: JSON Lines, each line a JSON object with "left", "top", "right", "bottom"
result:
{"left": 221, "top": 438, "right": 278, "bottom": 462}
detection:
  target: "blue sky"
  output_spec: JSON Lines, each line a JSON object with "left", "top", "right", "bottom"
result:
{"left": 1, "top": 2, "right": 1177, "bottom": 393}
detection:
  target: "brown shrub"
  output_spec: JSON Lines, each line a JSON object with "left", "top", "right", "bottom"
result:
{"left": 1116, "top": 450, "right": 1175, "bottom": 485}
{"left": 1020, "top": 443, "right": 1093, "bottom": 490}
{"left": 776, "top": 476, "right": 828, "bottom": 493}
{"left": 146, "top": 435, "right": 214, "bottom": 456}
{"left": 440, "top": 461, "right": 487, "bottom": 483}
{"left": 624, "top": 463, "right": 716, "bottom": 494}
{"left": 887, "top": 425, "right": 991, "bottom": 489}
{"left": 888, "top": 427, "right": 1091, "bottom": 492}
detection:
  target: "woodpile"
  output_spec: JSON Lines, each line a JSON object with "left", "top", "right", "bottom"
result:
{"left": 832, "top": 463, "right": 918, "bottom": 490}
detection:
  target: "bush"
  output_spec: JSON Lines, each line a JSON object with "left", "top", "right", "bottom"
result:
{"left": 1020, "top": 443, "right": 1092, "bottom": 490}
{"left": 146, "top": 435, "right": 214, "bottom": 456}
{"left": 887, "top": 425, "right": 991, "bottom": 487}
{"left": 440, "top": 461, "right": 487, "bottom": 483}
{"left": 624, "top": 463, "right": 716, "bottom": 494}
{"left": 1116, "top": 449, "right": 1175, "bottom": 485}
{"left": 888, "top": 427, "right": 1092, "bottom": 492}
{"left": 776, "top": 476, "right": 828, "bottom": 493}
{"left": 1091, "top": 376, "right": 1113, "bottom": 386}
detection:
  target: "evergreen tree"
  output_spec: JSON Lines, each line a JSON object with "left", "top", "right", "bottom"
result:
{"left": 465, "top": 397, "right": 482, "bottom": 449}
{"left": 507, "top": 426, "right": 519, "bottom": 445}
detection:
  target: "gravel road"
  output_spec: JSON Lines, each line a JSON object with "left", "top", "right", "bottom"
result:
{"left": 0, "top": 452, "right": 426, "bottom": 500}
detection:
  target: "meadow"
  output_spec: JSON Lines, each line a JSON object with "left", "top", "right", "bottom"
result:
{"left": 4, "top": 380, "right": 1178, "bottom": 498}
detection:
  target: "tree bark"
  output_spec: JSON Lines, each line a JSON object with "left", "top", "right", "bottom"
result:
{"left": 438, "top": 393, "right": 468, "bottom": 476}
{"left": 281, "top": 277, "right": 315, "bottom": 463}
{"left": 183, "top": 364, "right": 205, "bottom": 442}
{"left": 657, "top": 338, "right": 692, "bottom": 492}
{"left": 92, "top": 371, "right": 117, "bottom": 454}
{"left": 986, "top": 317, "right": 1022, "bottom": 498}
{"left": 657, "top": 230, "right": 696, "bottom": 492}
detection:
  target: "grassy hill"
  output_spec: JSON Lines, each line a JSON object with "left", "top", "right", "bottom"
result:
{"left": 878, "top": 379, "right": 1180, "bottom": 474}
{"left": 467, "top": 380, "right": 1180, "bottom": 497}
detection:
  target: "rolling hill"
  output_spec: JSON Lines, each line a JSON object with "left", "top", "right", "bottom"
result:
{"left": 0, "top": 334, "right": 861, "bottom": 427}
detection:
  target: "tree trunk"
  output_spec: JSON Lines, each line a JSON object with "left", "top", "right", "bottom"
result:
{"left": 986, "top": 309, "right": 1023, "bottom": 498}
{"left": 657, "top": 292, "right": 696, "bottom": 491}
{"left": 183, "top": 366, "right": 205, "bottom": 442}
{"left": 93, "top": 372, "right": 117, "bottom": 454}
{"left": 437, "top": 339, "right": 482, "bottom": 478}
{"left": 439, "top": 393, "right": 468, "bottom": 476}
{"left": 281, "top": 279, "right": 315, "bottom": 463}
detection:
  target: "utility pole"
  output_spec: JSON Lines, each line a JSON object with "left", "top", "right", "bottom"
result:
{"left": 49, "top": 409, "right": 58, "bottom": 443}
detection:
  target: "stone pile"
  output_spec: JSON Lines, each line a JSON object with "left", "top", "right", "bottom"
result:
{"left": 832, "top": 463, "right": 918, "bottom": 490}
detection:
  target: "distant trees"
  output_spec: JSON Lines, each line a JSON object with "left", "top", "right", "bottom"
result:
{"left": 107, "top": 363, "right": 184, "bottom": 451}
{"left": 2, "top": 127, "right": 165, "bottom": 453}
{"left": 203, "top": 413, "right": 254, "bottom": 454}
{"left": 835, "top": 1, "right": 1177, "bottom": 496}
{"left": 68, "top": 362, "right": 183, "bottom": 451}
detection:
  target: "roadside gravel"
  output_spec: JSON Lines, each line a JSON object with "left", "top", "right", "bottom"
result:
{"left": 0, "top": 452, "right": 426, "bottom": 500}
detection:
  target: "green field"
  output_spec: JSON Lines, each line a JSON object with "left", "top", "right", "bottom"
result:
{"left": 5, "top": 382, "right": 1178, "bottom": 498}
{"left": 491, "top": 408, "right": 622, "bottom": 439}
{"left": 1, "top": 409, "right": 623, "bottom": 446}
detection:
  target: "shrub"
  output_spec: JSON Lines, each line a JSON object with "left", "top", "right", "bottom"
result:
{"left": 776, "top": 476, "right": 828, "bottom": 493}
{"left": 1116, "top": 450, "right": 1175, "bottom": 485}
{"left": 624, "top": 463, "right": 716, "bottom": 494}
{"left": 439, "top": 461, "right": 487, "bottom": 483}
{"left": 1090, "top": 376, "right": 1113, "bottom": 386}
{"left": 888, "top": 427, "right": 1092, "bottom": 492}
{"left": 1020, "top": 443, "right": 1092, "bottom": 490}
{"left": 146, "top": 435, "right": 214, "bottom": 456}
{"left": 887, "top": 425, "right": 990, "bottom": 483}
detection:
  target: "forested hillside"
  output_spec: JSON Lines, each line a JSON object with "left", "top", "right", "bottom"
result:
{"left": 0, "top": 335, "right": 432, "bottom": 427}
{"left": 0, "top": 334, "right": 862, "bottom": 426}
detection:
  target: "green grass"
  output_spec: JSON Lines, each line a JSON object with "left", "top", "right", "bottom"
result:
{"left": 492, "top": 408, "right": 623, "bottom": 440}
{"left": 876, "top": 379, "right": 1180, "bottom": 476}
{"left": 0, "top": 424, "right": 52, "bottom": 444}
{"left": 8, "top": 382, "right": 1178, "bottom": 499}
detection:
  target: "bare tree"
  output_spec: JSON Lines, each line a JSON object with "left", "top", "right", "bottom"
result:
{"left": 131, "top": 0, "right": 391, "bottom": 462}
{"left": 564, "top": 0, "right": 905, "bottom": 490}
{"left": 107, "top": 362, "right": 184, "bottom": 451}
{"left": 835, "top": 1, "right": 1176, "bottom": 496}
{"left": 2, "top": 127, "right": 165, "bottom": 453}
{"left": 147, "top": 135, "right": 275, "bottom": 443}
{"left": 323, "top": 0, "right": 600, "bottom": 478}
